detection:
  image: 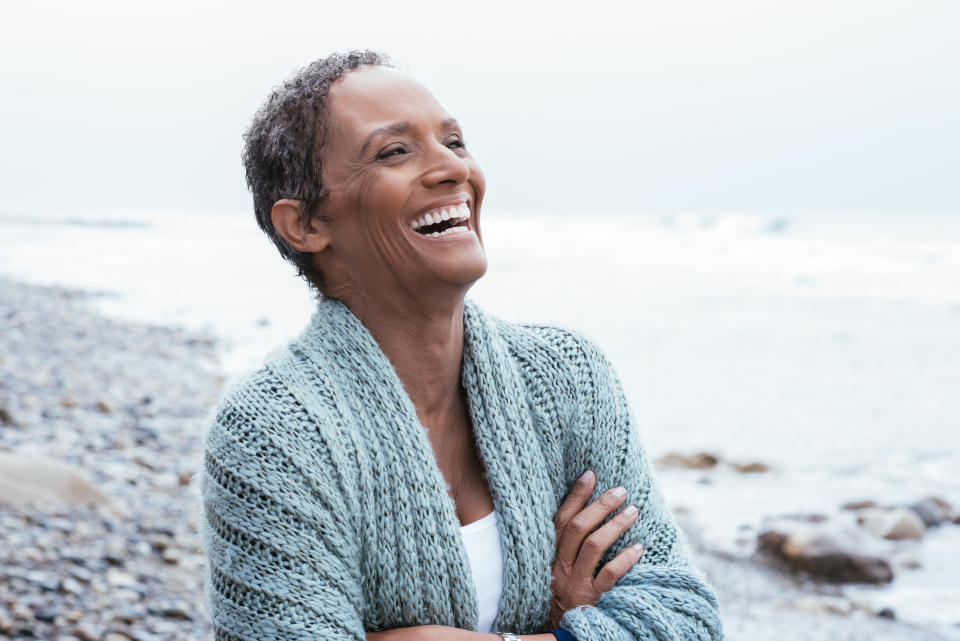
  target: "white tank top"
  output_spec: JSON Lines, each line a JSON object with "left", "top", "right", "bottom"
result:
{"left": 459, "top": 510, "right": 504, "bottom": 633}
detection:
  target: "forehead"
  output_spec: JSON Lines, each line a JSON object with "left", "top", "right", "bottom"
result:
{"left": 326, "top": 66, "right": 449, "bottom": 139}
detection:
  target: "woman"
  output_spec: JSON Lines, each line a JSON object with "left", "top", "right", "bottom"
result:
{"left": 201, "top": 50, "right": 722, "bottom": 641}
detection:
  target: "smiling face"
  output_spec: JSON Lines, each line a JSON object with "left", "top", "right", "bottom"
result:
{"left": 314, "top": 65, "right": 487, "bottom": 308}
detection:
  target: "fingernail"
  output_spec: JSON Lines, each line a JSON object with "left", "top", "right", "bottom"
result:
{"left": 578, "top": 470, "right": 594, "bottom": 485}
{"left": 623, "top": 504, "right": 638, "bottom": 517}
{"left": 632, "top": 543, "right": 644, "bottom": 554}
{"left": 611, "top": 486, "right": 626, "bottom": 498}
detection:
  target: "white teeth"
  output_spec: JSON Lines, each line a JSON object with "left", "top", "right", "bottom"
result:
{"left": 408, "top": 203, "right": 472, "bottom": 231}
{"left": 431, "top": 225, "right": 470, "bottom": 237}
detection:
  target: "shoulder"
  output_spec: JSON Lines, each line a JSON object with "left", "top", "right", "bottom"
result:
{"left": 497, "top": 317, "right": 619, "bottom": 398}
{"left": 202, "top": 344, "right": 331, "bottom": 466}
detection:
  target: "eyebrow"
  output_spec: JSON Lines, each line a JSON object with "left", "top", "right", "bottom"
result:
{"left": 360, "top": 118, "right": 461, "bottom": 155}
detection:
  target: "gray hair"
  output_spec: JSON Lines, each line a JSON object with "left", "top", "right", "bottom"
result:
{"left": 241, "top": 50, "right": 393, "bottom": 295}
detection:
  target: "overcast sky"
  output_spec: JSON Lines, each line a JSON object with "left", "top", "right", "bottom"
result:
{"left": 1, "top": 0, "right": 957, "bottom": 217}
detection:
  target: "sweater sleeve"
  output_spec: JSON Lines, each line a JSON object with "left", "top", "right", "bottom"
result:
{"left": 200, "top": 392, "right": 367, "bottom": 641}
{"left": 551, "top": 329, "right": 723, "bottom": 641}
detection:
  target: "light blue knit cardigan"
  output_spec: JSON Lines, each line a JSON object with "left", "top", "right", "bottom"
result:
{"left": 201, "top": 296, "right": 723, "bottom": 641}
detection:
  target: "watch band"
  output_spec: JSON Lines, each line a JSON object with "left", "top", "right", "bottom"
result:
{"left": 497, "top": 634, "right": 522, "bottom": 641}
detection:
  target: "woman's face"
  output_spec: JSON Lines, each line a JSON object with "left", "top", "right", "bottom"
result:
{"left": 316, "top": 65, "right": 487, "bottom": 307}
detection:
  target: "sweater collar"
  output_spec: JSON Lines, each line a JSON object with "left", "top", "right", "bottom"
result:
{"left": 290, "top": 295, "right": 556, "bottom": 632}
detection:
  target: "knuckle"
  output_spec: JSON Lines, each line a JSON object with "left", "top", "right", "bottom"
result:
{"left": 568, "top": 516, "right": 590, "bottom": 537}
{"left": 582, "top": 535, "right": 606, "bottom": 556}
{"left": 595, "top": 565, "right": 615, "bottom": 584}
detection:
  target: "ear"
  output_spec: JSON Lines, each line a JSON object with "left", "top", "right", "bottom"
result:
{"left": 271, "top": 199, "right": 330, "bottom": 253}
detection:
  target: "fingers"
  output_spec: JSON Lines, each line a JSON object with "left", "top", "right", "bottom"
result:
{"left": 553, "top": 470, "right": 597, "bottom": 533}
{"left": 594, "top": 542, "right": 644, "bottom": 593}
{"left": 571, "top": 501, "right": 638, "bottom": 579}
{"left": 555, "top": 485, "right": 628, "bottom": 567}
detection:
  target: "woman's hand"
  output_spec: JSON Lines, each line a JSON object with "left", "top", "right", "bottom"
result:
{"left": 547, "top": 469, "right": 644, "bottom": 629}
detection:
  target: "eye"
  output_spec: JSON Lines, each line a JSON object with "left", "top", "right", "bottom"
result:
{"left": 376, "top": 145, "right": 407, "bottom": 160}
{"left": 446, "top": 136, "right": 466, "bottom": 150}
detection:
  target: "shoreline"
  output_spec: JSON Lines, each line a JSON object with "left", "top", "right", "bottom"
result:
{"left": 1, "top": 275, "right": 957, "bottom": 640}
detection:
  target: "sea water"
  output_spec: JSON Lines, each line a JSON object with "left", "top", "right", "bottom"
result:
{"left": 2, "top": 208, "right": 958, "bottom": 626}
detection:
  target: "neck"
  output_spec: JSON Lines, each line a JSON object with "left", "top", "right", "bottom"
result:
{"left": 337, "top": 291, "right": 467, "bottom": 429}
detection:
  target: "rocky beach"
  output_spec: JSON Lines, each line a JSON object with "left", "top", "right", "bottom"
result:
{"left": 1, "top": 277, "right": 222, "bottom": 640}
{"left": 2, "top": 274, "right": 958, "bottom": 641}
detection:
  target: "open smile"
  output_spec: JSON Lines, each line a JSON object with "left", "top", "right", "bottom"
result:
{"left": 408, "top": 201, "right": 475, "bottom": 240}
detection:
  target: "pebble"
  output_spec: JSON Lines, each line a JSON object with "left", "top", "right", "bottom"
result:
{"left": 60, "top": 577, "right": 85, "bottom": 595}
{"left": 734, "top": 461, "right": 770, "bottom": 473}
{"left": 658, "top": 451, "right": 721, "bottom": 469}
{"left": 71, "top": 622, "right": 101, "bottom": 641}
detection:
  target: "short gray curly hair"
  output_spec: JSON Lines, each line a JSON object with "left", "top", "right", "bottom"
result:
{"left": 242, "top": 50, "right": 393, "bottom": 295}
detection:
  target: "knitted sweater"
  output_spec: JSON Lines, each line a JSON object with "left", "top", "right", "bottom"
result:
{"left": 200, "top": 296, "right": 723, "bottom": 641}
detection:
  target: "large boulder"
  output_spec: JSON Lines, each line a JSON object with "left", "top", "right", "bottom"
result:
{"left": 0, "top": 453, "right": 112, "bottom": 510}
{"left": 757, "top": 517, "right": 894, "bottom": 584}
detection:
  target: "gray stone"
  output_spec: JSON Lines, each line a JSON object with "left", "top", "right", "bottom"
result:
{"left": 907, "top": 498, "right": 948, "bottom": 527}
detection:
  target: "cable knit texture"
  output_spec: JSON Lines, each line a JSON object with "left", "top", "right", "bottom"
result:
{"left": 200, "top": 296, "right": 723, "bottom": 641}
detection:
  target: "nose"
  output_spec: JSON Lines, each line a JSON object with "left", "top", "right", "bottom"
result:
{"left": 420, "top": 140, "right": 470, "bottom": 188}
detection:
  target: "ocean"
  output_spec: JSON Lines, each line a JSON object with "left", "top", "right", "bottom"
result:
{"left": 2, "top": 207, "right": 958, "bottom": 627}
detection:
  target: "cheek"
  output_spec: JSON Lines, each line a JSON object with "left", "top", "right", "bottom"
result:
{"left": 350, "top": 172, "right": 419, "bottom": 266}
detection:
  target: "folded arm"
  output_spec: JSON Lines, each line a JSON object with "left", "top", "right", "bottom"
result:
{"left": 541, "top": 328, "right": 723, "bottom": 641}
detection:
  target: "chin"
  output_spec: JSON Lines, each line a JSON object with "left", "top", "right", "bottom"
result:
{"left": 442, "top": 254, "right": 488, "bottom": 291}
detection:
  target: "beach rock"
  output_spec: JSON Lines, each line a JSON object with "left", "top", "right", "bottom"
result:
{"left": 757, "top": 517, "right": 894, "bottom": 583}
{"left": 857, "top": 507, "right": 926, "bottom": 540}
{"left": 0, "top": 453, "right": 112, "bottom": 510}
{"left": 0, "top": 611, "right": 14, "bottom": 634}
{"left": 841, "top": 499, "right": 879, "bottom": 511}
{"left": 924, "top": 495, "right": 959, "bottom": 523}
{"left": 0, "top": 406, "right": 17, "bottom": 426}
{"left": 71, "top": 623, "right": 102, "bottom": 641}
{"left": 907, "top": 499, "right": 947, "bottom": 528}
{"left": 658, "top": 451, "right": 720, "bottom": 469}
{"left": 734, "top": 461, "right": 770, "bottom": 473}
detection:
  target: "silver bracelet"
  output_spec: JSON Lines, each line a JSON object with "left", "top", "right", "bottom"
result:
{"left": 497, "top": 634, "right": 522, "bottom": 641}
